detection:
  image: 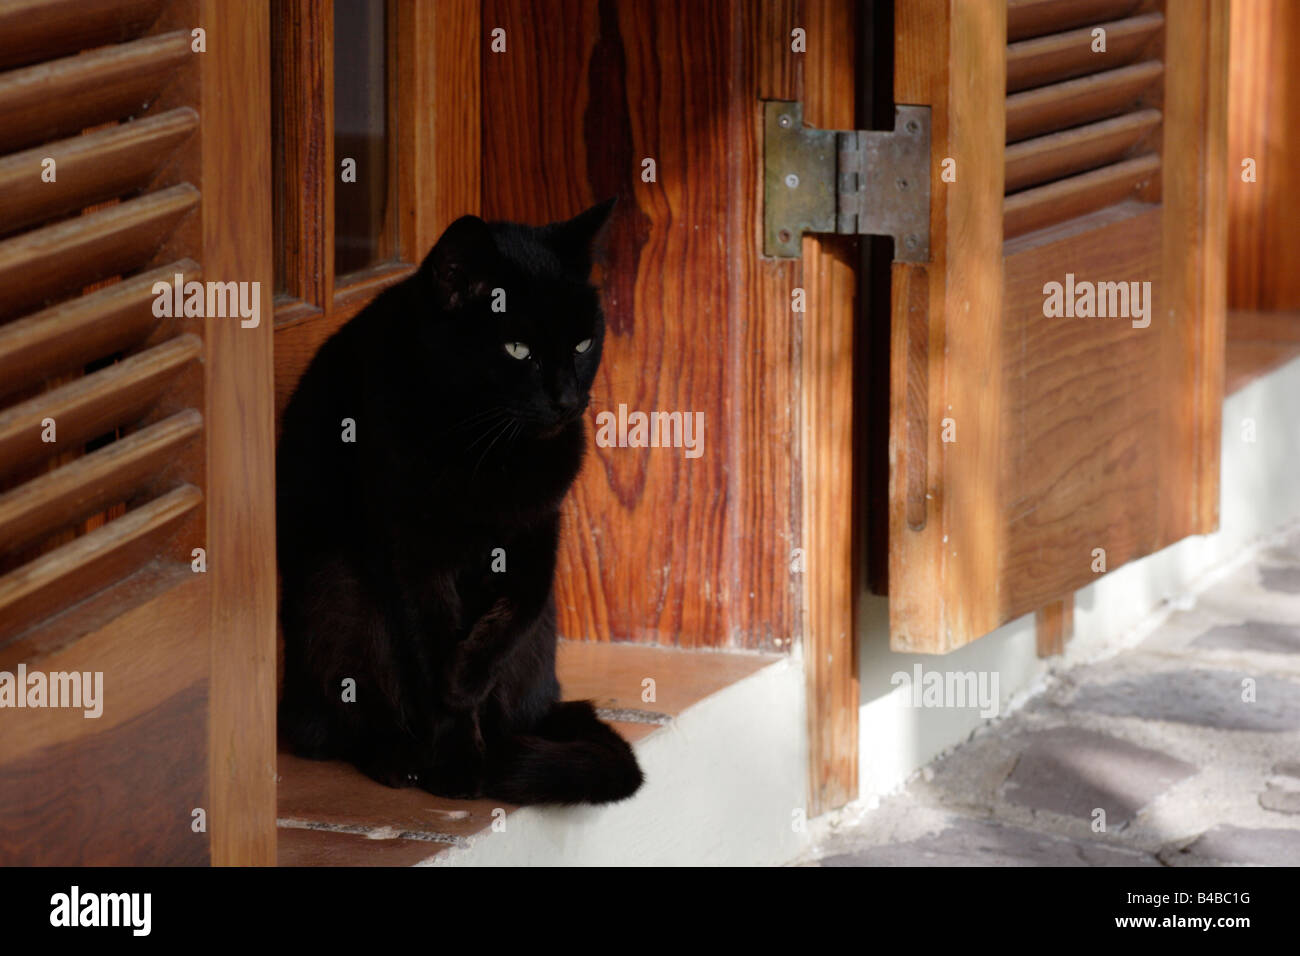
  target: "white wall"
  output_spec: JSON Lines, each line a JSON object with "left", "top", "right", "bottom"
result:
{"left": 855, "top": 354, "right": 1300, "bottom": 803}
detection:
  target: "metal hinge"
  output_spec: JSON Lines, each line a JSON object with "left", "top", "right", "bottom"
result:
{"left": 763, "top": 100, "right": 931, "bottom": 262}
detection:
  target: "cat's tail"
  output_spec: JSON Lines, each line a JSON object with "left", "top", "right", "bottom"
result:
{"left": 485, "top": 700, "right": 644, "bottom": 805}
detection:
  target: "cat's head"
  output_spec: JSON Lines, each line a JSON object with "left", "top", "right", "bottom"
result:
{"left": 418, "top": 200, "right": 615, "bottom": 439}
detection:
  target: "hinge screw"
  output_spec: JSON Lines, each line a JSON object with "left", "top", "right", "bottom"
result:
{"left": 905, "top": 235, "right": 919, "bottom": 250}
{"left": 897, "top": 178, "right": 909, "bottom": 191}
{"left": 785, "top": 173, "right": 799, "bottom": 189}
{"left": 778, "top": 228, "right": 793, "bottom": 244}
{"left": 778, "top": 113, "right": 793, "bottom": 129}
{"left": 905, "top": 119, "right": 920, "bottom": 134}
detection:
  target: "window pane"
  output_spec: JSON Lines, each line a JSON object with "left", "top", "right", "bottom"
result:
{"left": 333, "top": 0, "right": 393, "bottom": 280}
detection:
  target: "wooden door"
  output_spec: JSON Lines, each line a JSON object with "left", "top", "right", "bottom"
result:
{"left": 887, "top": 0, "right": 1227, "bottom": 652}
{"left": 0, "top": 0, "right": 276, "bottom": 865}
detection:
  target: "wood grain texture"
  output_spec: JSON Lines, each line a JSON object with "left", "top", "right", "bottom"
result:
{"left": 799, "top": 0, "right": 857, "bottom": 813}
{"left": 1226, "top": 0, "right": 1300, "bottom": 311}
{"left": 200, "top": 0, "right": 277, "bottom": 867}
{"left": 1225, "top": 309, "right": 1300, "bottom": 394}
{"left": 0, "top": 410, "right": 201, "bottom": 555}
{"left": 1004, "top": 152, "right": 1160, "bottom": 238}
{"left": 0, "top": 185, "right": 198, "bottom": 321}
{"left": 0, "top": 571, "right": 209, "bottom": 865}
{"left": 0, "top": 260, "right": 199, "bottom": 399}
{"left": 0, "top": 30, "right": 191, "bottom": 154}
{"left": 0, "top": 108, "right": 197, "bottom": 234}
{"left": 0, "top": 335, "right": 200, "bottom": 481}
{"left": 890, "top": 0, "right": 1006, "bottom": 653}
{"left": 1001, "top": 206, "right": 1164, "bottom": 614}
{"left": 1035, "top": 593, "right": 1073, "bottom": 657}
{"left": 1005, "top": 60, "right": 1163, "bottom": 143}
{"left": 0, "top": 0, "right": 165, "bottom": 70}
{"left": 482, "top": 0, "right": 800, "bottom": 651}
{"left": 1005, "top": 109, "right": 1161, "bottom": 193}
{"left": 1007, "top": 0, "right": 1140, "bottom": 42}
{"left": 1007, "top": 13, "right": 1162, "bottom": 92}
{"left": 1161, "top": 0, "right": 1226, "bottom": 538}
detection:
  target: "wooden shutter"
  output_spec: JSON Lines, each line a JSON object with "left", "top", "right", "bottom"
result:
{"left": 0, "top": 0, "right": 275, "bottom": 865}
{"left": 889, "top": 0, "right": 1226, "bottom": 652}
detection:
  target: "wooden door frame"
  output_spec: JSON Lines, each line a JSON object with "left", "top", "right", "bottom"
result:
{"left": 200, "top": 0, "right": 278, "bottom": 866}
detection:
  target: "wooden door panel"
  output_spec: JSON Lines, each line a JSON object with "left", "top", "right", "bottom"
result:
{"left": 890, "top": 0, "right": 1226, "bottom": 652}
{"left": 0, "top": 0, "right": 276, "bottom": 865}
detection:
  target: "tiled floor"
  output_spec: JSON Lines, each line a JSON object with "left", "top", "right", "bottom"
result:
{"left": 277, "top": 640, "right": 777, "bottom": 865}
{"left": 802, "top": 527, "right": 1300, "bottom": 866}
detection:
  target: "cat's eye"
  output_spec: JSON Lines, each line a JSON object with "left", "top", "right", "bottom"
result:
{"left": 504, "top": 342, "right": 531, "bottom": 360}
{"left": 575, "top": 338, "right": 593, "bottom": 354}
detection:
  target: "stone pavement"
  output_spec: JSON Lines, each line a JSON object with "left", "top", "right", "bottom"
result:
{"left": 802, "top": 530, "right": 1300, "bottom": 866}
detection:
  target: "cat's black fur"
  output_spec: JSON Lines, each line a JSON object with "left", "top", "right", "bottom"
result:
{"left": 276, "top": 200, "right": 643, "bottom": 805}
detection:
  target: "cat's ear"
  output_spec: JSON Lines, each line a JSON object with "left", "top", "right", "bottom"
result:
{"left": 422, "top": 214, "right": 497, "bottom": 311}
{"left": 544, "top": 197, "right": 616, "bottom": 277}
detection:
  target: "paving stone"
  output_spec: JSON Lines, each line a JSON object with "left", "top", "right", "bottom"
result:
{"left": 1070, "top": 669, "right": 1300, "bottom": 731}
{"left": 820, "top": 816, "right": 1158, "bottom": 867}
{"left": 1000, "top": 727, "right": 1196, "bottom": 825}
{"left": 1259, "top": 789, "right": 1300, "bottom": 814}
{"left": 1260, "top": 566, "right": 1300, "bottom": 594}
{"left": 1191, "top": 621, "right": 1300, "bottom": 654}
{"left": 1260, "top": 763, "right": 1300, "bottom": 814}
{"left": 1163, "top": 825, "right": 1300, "bottom": 866}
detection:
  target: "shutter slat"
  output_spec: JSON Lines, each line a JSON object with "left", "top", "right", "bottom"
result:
{"left": 0, "top": 409, "right": 200, "bottom": 555}
{"left": 0, "top": 31, "right": 191, "bottom": 155}
{"left": 1007, "top": 13, "right": 1163, "bottom": 93}
{"left": 0, "top": 0, "right": 166, "bottom": 71}
{"left": 1003, "top": 153, "right": 1160, "bottom": 238}
{"left": 1007, "top": 0, "right": 1141, "bottom": 42}
{"left": 1006, "top": 60, "right": 1163, "bottom": 143}
{"left": 1005, "top": 109, "right": 1161, "bottom": 192}
{"left": 0, "top": 108, "right": 198, "bottom": 235}
{"left": 0, "top": 183, "right": 197, "bottom": 320}
{"left": 0, "top": 259, "right": 200, "bottom": 400}
{"left": 0, "top": 483, "right": 201, "bottom": 642}
{"left": 0, "top": 334, "right": 201, "bottom": 480}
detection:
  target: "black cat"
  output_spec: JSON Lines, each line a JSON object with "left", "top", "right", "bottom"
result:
{"left": 276, "top": 200, "right": 643, "bottom": 805}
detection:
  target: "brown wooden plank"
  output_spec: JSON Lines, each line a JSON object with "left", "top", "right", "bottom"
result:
{"left": 1225, "top": 310, "right": 1300, "bottom": 393}
{"left": 1007, "top": 13, "right": 1163, "bottom": 93}
{"left": 0, "top": 31, "right": 192, "bottom": 154}
{"left": 0, "top": 260, "right": 199, "bottom": 399}
{"left": 199, "top": 0, "right": 277, "bottom": 868}
{"left": 1007, "top": 0, "right": 1140, "bottom": 42}
{"left": 270, "top": 0, "right": 331, "bottom": 306}
{"left": 890, "top": 0, "right": 1006, "bottom": 652}
{"left": 1006, "top": 60, "right": 1163, "bottom": 143}
{"left": 277, "top": 825, "right": 452, "bottom": 867}
{"left": 1161, "top": 0, "right": 1227, "bottom": 538}
{"left": 0, "top": 109, "right": 197, "bottom": 234}
{"left": 1035, "top": 593, "right": 1074, "bottom": 657}
{"left": 1000, "top": 206, "right": 1163, "bottom": 615}
{"left": 0, "top": 410, "right": 201, "bottom": 555}
{"left": 0, "top": 184, "right": 199, "bottom": 321}
{"left": 0, "top": 484, "right": 201, "bottom": 642}
{"left": 801, "top": 0, "right": 858, "bottom": 813}
{"left": 0, "top": 335, "right": 201, "bottom": 480}
{"left": 1004, "top": 153, "right": 1160, "bottom": 238}
{"left": 1005, "top": 109, "right": 1161, "bottom": 193}
{"left": 0, "top": 0, "right": 165, "bottom": 70}
{"left": 0, "top": 684, "right": 208, "bottom": 865}
{"left": 1227, "top": 0, "right": 1300, "bottom": 311}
